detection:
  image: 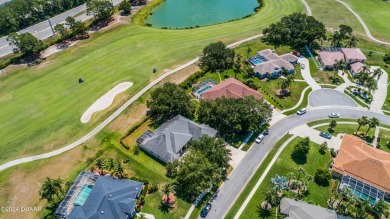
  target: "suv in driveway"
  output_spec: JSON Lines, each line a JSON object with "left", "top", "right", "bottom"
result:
{"left": 296, "top": 108, "right": 306, "bottom": 115}
{"left": 320, "top": 131, "right": 332, "bottom": 139}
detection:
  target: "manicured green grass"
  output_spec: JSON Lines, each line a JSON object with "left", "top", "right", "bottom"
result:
{"left": 225, "top": 134, "right": 293, "bottom": 219}
{"left": 378, "top": 128, "right": 390, "bottom": 153}
{"left": 307, "top": 118, "right": 358, "bottom": 127}
{"left": 0, "top": 0, "right": 305, "bottom": 164}
{"left": 344, "top": 89, "right": 369, "bottom": 107}
{"left": 382, "top": 72, "right": 390, "bottom": 111}
{"left": 237, "top": 137, "right": 332, "bottom": 219}
{"left": 315, "top": 124, "right": 375, "bottom": 143}
{"left": 283, "top": 87, "right": 312, "bottom": 115}
{"left": 342, "top": 0, "right": 390, "bottom": 41}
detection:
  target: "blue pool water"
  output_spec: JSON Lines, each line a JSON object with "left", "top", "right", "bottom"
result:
{"left": 198, "top": 85, "right": 213, "bottom": 94}
{"left": 74, "top": 184, "right": 93, "bottom": 206}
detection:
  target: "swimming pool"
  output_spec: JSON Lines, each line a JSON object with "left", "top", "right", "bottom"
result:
{"left": 74, "top": 184, "right": 93, "bottom": 206}
{"left": 197, "top": 85, "right": 213, "bottom": 95}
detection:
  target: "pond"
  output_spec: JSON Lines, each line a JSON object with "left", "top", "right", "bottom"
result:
{"left": 146, "top": 0, "right": 259, "bottom": 28}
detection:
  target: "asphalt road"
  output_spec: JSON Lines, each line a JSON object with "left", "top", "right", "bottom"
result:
{"left": 309, "top": 89, "right": 358, "bottom": 107}
{"left": 0, "top": 0, "right": 123, "bottom": 57}
{"left": 204, "top": 107, "right": 389, "bottom": 219}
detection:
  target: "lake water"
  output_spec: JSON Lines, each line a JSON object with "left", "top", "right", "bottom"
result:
{"left": 146, "top": 0, "right": 259, "bottom": 28}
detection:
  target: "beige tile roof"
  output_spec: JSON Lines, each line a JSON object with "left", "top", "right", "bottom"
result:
{"left": 332, "top": 134, "right": 390, "bottom": 193}
{"left": 318, "top": 51, "right": 344, "bottom": 66}
{"left": 280, "top": 53, "right": 298, "bottom": 63}
{"left": 350, "top": 62, "right": 365, "bottom": 74}
{"left": 201, "top": 78, "right": 263, "bottom": 100}
{"left": 341, "top": 48, "right": 367, "bottom": 61}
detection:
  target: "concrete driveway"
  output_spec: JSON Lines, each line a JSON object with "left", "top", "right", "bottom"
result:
{"left": 309, "top": 89, "right": 358, "bottom": 107}
{"left": 290, "top": 124, "right": 343, "bottom": 150}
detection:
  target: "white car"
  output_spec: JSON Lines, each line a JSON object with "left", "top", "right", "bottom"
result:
{"left": 328, "top": 113, "right": 340, "bottom": 118}
{"left": 301, "top": 64, "right": 305, "bottom": 69}
{"left": 255, "top": 134, "right": 265, "bottom": 143}
{"left": 296, "top": 108, "right": 306, "bottom": 115}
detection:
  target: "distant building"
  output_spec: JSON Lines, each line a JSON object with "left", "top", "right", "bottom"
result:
{"left": 136, "top": 115, "right": 217, "bottom": 163}
{"left": 280, "top": 198, "right": 350, "bottom": 219}
{"left": 248, "top": 49, "right": 296, "bottom": 79}
{"left": 55, "top": 171, "right": 143, "bottom": 219}
{"left": 200, "top": 78, "right": 263, "bottom": 100}
{"left": 332, "top": 134, "right": 390, "bottom": 204}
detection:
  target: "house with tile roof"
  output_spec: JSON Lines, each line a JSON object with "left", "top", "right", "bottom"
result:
{"left": 280, "top": 198, "right": 348, "bottom": 219}
{"left": 341, "top": 48, "right": 367, "bottom": 64}
{"left": 56, "top": 171, "right": 143, "bottom": 219}
{"left": 318, "top": 51, "right": 345, "bottom": 69}
{"left": 136, "top": 115, "right": 217, "bottom": 163}
{"left": 332, "top": 134, "right": 390, "bottom": 203}
{"left": 248, "top": 49, "right": 296, "bottom": 79}
{"left": 349, "top": 62, "right": 366, "bottom": 76}
{"left": 200, "top": 78, "right": 263, "bottom": 100}
{"left": 317, "top": 47, "right": 367, "bottom": 71}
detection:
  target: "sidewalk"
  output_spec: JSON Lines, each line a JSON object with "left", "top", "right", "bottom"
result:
{"left": 369, "top": 66, "right": 388, "bottom": 114}
{"left": 298, "top": 58, "right": 321, "bottom": 90}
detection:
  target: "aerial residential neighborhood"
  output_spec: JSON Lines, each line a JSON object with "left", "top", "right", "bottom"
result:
{"left": 0, "top": 0, "right": 390, "bottom": 219}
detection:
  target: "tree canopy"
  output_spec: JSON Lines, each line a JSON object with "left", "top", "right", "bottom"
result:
{"left": 147, "top": 83, "right": 195, "bottom": 126}
{"left": 190, "top": 135, "right": 231, "bottom": 168}
{"left": 384, "top": 53, "right": 390, "bottom": 65}
{"left": 87, "top": 0, "right": 114, "bottom": 21}
{"left": 65, "top": 16, "right": 89, "bottom": 37}
{"left": 7, "top": 32, "right": 45, "bottom": 57}
{"left": 262, "top": 13, "right": 326, "bottom": 48}
{"left": 314, "top": 167, "right": 331, "bottom": 186}
{"left": 199, "top": 41, "right": 235, "bottom": 72}
{"left": 291, "top": 137, "right": 310, "bottom": 163}
{"left": 119, "top": 0, "right": 132, "bottom": 15}
{"left": 329, "top": 24, "right": 357, "bottom": 47}
{"left": 0, "top": 0, "right": 88, "bottom": 37}
{"left": 197, "top": 96, "right": 272, "bottom": 135}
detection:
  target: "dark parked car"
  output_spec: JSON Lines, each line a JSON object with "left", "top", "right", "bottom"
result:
{"left": 320, "top": 131, "right": 332, "bottom": 139}
{"left": 200, "top": 203, "right": 212, "bottom": 218}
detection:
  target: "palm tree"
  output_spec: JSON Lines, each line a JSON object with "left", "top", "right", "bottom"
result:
{"left": 345, "top": 35, "right": 358, "bottom": 48}
{"left": 366, "top": 117, "right": 380, "bottom": 135}
{"left": 86, "top": 157, "right": 94, "bottom": 166}
{"left": 329, "top": 31, "right": 342, "bottom": 47}
{"left": 40, "top": 177, "right": 57, "bottom": 203}
{"left": 286, "top": 172, "right": 295, "bottom": 189}
{"left": 357, "top": 116, "right": 368, "bottom": 132}
{"left": 234, "top": 53, "right": 243, "bottom": 77}
{"left": 356, "top": 199, "right": 372, "bottom": 219}
{"left": 161, "top": 183, "right": 173, "bottom": 204}
{"left": 113, "top": 160, "right": 125, "bottom": 178}
{"left": 107, "top": 158, "right": 115, "bottom": 174}
{"left": 373, "top": 198, "right": 388, "bottom": 218}
{"left": 95, "top": 157, "right": 106, "bottom": 175}
{"left": 246, "top": 47, "right": 252, "bottom": 59}
{"left": 296, "top": 167, "right": 306, "bottom": 181}
{"left": 52, "top": 177, "right": 65, "bottom": 197}
{"left": 333, "top": 59, "right": 345, "bottom": 71}
{"left": 372, "top": 68, "right": 383, "bottom": 80}
{"left": 366, "top": 77, "right": 378, "bottom": 93}
{"left": 340, "top": 187, "right": 354, "bottom": 213}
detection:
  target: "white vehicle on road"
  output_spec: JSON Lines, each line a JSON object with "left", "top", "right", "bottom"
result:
{"left": 328, "top": 112, "right": 340, "bottom": 118}
{"left": 301, "top": 64, "right": 305, "bottom": 69}
{"left": 296, "top": 108, "right": 306, "bottom": 115}
{"left": 255, "top": 134, "right": 265, "bottom": 143}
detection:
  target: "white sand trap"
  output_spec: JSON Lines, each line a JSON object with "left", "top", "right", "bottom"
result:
{"left": 81, "top": 82, "right": 133, "bottom": 123}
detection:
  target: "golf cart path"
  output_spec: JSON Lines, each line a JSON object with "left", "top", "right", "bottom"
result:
{"left": 335, "top": 0, "right": 390, "bottom": 45}
{"left": 81, "top": 82, "right": 133, "bottom": 123}
{"left": 0, "top": 34, "right": 264, "bottom": 172}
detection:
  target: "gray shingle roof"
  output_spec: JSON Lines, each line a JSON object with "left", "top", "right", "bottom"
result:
{"left": 138, "top": 115, "right": 217, "bottom": 163}
{"left": 280, "top": 198, "right": 337, "bottom": 219}
{"left": 68, "top": 176, "right": 143, "bottom": 219}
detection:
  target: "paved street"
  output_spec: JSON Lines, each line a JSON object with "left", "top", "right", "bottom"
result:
{"left": 309, "top": 89, "right": 358, "bottom": 107}
{"left": 205, "top": 107, "right": 390, "bottom": 219}
{"left": 0, "top": 0, "right": 124, "bottom": 57}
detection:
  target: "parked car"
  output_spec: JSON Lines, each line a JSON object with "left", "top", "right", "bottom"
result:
{"left": 296, "top": 108, "right": 306, "bottom": 115}
{"left": 255, "top": 134, "right": 265, "bottom": 143}
{"left": 328, "top": 112, "right": 340, "bottom": 118}
{"left": 320, "top": 131, "right": 332, "bottom": 139}
{"left": 301, "top": 64, "right": 305, "bottom": 69}
{"left": 200, "top": 203, "right": 212, "bottom": 218}
{"left": 293, "top": 50, "right": 301, "bottom": 57}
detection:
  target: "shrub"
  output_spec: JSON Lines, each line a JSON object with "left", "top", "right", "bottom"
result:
{"left": 330, "top": 148, "right": 337, "bottom": 158}
{"left": 314, "top": 168, "right": 331, "bottom": 186}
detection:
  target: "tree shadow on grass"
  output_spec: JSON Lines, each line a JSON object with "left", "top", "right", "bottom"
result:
{"left": 158, "top": 203, "right": 171, "bottom": 214}
{"left": 327, "top": 128, "right": 335, "bottom": 134}
{"left": 256, "top": 205, "right": 273, "bottom": 218}
{"left": 291, "top": 154, "right": 307, "bottom": 165}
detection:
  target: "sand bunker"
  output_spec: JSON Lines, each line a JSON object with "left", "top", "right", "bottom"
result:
{"left": 80, "top": 82, "right": 133, "bottom": 123}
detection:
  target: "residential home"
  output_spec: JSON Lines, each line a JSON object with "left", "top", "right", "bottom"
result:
{"left": 349, "top": 62, "right": 366, "bottom": 76}
{"left": 200, "top": 78, "right": 263, "bottom": 100}
{"left": 332, "top": 134, "right": 390, "bottom": 204}
{"left": 280, "top": 198, "right": 349, "bottom": 219}
{"left": 136, "top": 115, "right": 217, "bottom": 163}
{"left": 55, "top": 171, "right": 143, "bottom": 219}
{"left": 341, "top": 48, "right": 367, "bottom": 64}
{"left": 318, "top": 51, "right": 345, "bottom": 70}
{"left": 248, "top": 49, "right": 296, "bottom": 79}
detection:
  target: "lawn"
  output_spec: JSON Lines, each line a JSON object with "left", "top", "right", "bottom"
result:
{"left": 309, "top": 59, "right": 345, "bottom": 85}
{"left": 283, "top": 87, "right": 312, "bottom": 115}
{"left": 306, "top": 118, "right": 358, "bottom": 127}
{"left": 236, "top": 137, "right": 332, "bottom": 219}
{"left": 378, "top": 128, "right": 390, "bottom": 153}
{"left": 0, "top": 0, "right": 305, "bottom": 165}
{"left": 315, "top": 124, "right": 375, "bottom": 143}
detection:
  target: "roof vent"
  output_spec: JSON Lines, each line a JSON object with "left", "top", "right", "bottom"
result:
{"left": 101, "top": 211, "right": 104, "bottom": 214}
